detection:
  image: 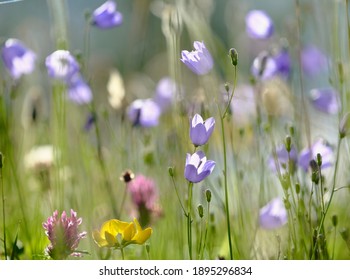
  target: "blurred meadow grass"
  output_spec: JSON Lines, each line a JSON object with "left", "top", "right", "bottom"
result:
{"left": 0, "top": 0, "right": 350, "bottom": 260}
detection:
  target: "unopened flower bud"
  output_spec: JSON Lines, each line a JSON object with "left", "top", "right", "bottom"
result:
{"left": 316, "top": 153, "right": 322, "bottom": 167}
{"left": 168, "top": 166, "right": 175, "bottom": 177}
{"left": 229, "top": 48, "right": 238, "bottom": 66}
{"left": 332, "top": 215, "right": 338, "bottom": 227}
{"left": 285, "top": 135, "right": 292, "bottom": 152}
{"left": 205, "top": 189, "right": 212, "bottom": 203}
{"left": 197, "top": 204, "right": 204, "bottom": 218}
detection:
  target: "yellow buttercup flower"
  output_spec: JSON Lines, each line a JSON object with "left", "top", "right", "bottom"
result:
{"left": 92, "top": 218, "right": 152, "bottom": 249}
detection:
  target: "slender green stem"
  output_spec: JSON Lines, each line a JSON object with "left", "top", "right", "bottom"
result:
{"left": 311, "top": 137, "right": 342, "bottom": 259}
{"left": 120, "top": 247, "right": 125, "bottom": 260}
{"left": 187, "top": 181, "right": 193, "bottom": 260}
{"left": 218, "top": 110, "right": 233, "bottom": 260}
{"left": 91, "top": 101, "right": 119, "bottom": 217}
{"left": 332, "top": 225, "right": 337, "bottom": 260}
{"left": 118, "top": 183, "right": 128, "bottom": 218}
{"left": 200, "top": 200, "right": 210, "bottom": 260}
{"left": 223, "top": 66, "right": 237, "bottom": 119}
{"left": 170, "top": 174, "right": 186, "bottom": 215}
{"left": 0, "top": 154, "right": 7, "bottom": 259}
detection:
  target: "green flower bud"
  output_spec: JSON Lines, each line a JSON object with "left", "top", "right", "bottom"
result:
{"left": 229, "top": 48, "right": 238, "bottom": 66}
{"left": 197, "top": 204, "right": 204, "bottom": 218}
{"left": 332, "top": 215, "right": 338, "bottom": 227}
{"left": 205, "top": 189, "right": 212, "bottom": 203}
{"left": 285, "top": 135, "right": 292, "bottom": 152}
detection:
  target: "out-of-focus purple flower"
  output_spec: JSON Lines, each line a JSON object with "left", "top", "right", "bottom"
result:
{"left": 268, "top": 144, "right": 298, "bottom": 173}
{"left": 298, "top": 139, "right": 333, "bottom": 172}
{"left": 273, "top": 48, "right": 291, "bottom": 79}
{"left": 127, "top": 99, "right": 161, "bottom": 127}
{"left": 42, "top": 209, "right": 87, "bottom": 259}
{"left": 184, "top": 151, "right": 216, "bottom": 183}
{"left": 251, "top": 51, "right": 277, "bottom": 80}
{"left": 301, "top": 45, "right": 328, "bottom": 76}
{"left": 1, "top": 38, "right": 36, "bottom": 79}
{"left": 245, "top": 10, "right": 274, "bottom": 39}
{"left": 259, "top": 198, "right": 287, "bottom": 229}
{"left": 153, "top": 77, "right": 176, "bottom": 112}
{"left": 45, "top": 50, "right": 80, "bottom": 82}
{"left": 180, "top": 41, "right": 214, "bottom": 75}
{"left": 67, "top": 74, "right": 93, "bottom": 104}
{"left": 189, "top": 114, "right": 215, "bottom": 147}
{"left": 92, "top": 0, "right": 123, "bottom": 29}
{"left": 309, "top": 88, "right": 340, "bottom": 114}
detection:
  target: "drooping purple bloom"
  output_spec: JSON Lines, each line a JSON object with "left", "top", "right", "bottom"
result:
{"left": 259, "top": 198, "right": 288, "bottom": 229}
{"left": 301, "top": 45, "right": 328, "bottom": 76}
{"left": 45, "top": 50, "right": 80, "bottom": 82}
{"left": 127, "top": 99, "right": 161, "bottom": 127}
{"left": 298, "top": 139, "right": 333, "bottom": 172}
{"left": 184, "top": 151, "right": 216, "bottom": 183}
{"left": 245, "top": 10, "right": 274, "bottom": 40}
{"left": 180, "top": 41, "right": 214, "bottom": 75}
{"left": 251, "top": 51, "right": 277, "bottom": 80}
{"left": 92, "top": 0, "right": 123, "bottom": 29}
{"left": 42, "top": 209, "right": 87, "bottom": 259}
{"left": 189, "top": 114, "right": 215, "bottom": 147}
{"left": 1, "top": 38, "right": 36, "bottom": 79}
{"left": 268, "top": 144, "right": 298, "bottom": 173}
{"left": 153, "top": 77, "right": 176, "bottom": 112}
{"left": 309, "top": 88, "right": 340, "bottom": 114}
{"left": 67, "top": 74, "right": 93, "bottom": 104}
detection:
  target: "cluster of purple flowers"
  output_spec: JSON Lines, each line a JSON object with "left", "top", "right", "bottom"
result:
{"left": 127, "top": 77, "right": 177, "bottom": 127}
{"left": 268, "top": 138, "right": 333, "bottom": 174}
{"left": 246, "top": 9, "right": 335, "bottom": 115}
{"left": 184, "top": 113, "right": 216, "bottom": 183}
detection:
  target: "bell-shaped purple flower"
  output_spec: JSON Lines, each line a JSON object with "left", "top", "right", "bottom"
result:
{"left": 92, "top": 0, "right": 123, "bottom": 29}
{"left": 1, "top": 38, "right": 36, "bottom": 79}
{"left": 127, "top": 99, "right": 161, "bottom": 127}
{"left": 245, "top": 10, "right": 274, "bottom": 40}
{"left": 180, "top": 41, "right": 214, "bottom": 75}
{"left": 42, "top": 209, "right": 87, "bottom": 259}
{"left": 67, "top": 74, "right": 93, "bottom": 104}
{"left": 190, "top": 114, "right": 215, "bottom": 146}
{"left": 45, "top": 50, "right": 80, "bottom": 82}
{"left": 267, "top": 144, "right": 298, "bottom": 173}
{"left": 298, "top": 139, "right": 333, "bottom": 172}
{"left": 184, "top": 151, "right": 216, "bottom": 183}
{"left": 309, "top": 88, "right": 340, "bottom": 114}
{"left": 259, "top": 198, "right": 287, "bottom": 229}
